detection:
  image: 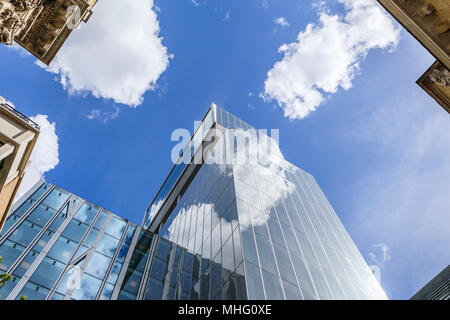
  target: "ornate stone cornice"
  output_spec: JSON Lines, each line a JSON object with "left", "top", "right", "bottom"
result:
{"left": 0, "top": 0, "right": 42, "bottom": 45}
{"left": 0, "top": 0, "right": 97, "bottom": 64}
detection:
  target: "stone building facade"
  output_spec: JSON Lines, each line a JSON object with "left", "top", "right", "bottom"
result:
{"left": 377, "top": 0, "right": 449, "bottom": 113}
{"left": 0, "top": 0, "right": 97, "bottom": 65}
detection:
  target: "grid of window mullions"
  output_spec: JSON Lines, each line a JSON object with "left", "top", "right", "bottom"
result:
{"left": 95, "top": 222, "right": 132, "bottom": 300}
{"left": 285, "top": 175, "right": 349, "bottom": 299}
{"left": 298, "top": 171, "right": 378, "bottom": 298}
{"left": 234, "top": 171, "right": 315, "bottom": 299}
{"left": 0, "top": 184, "right": 54, "bottom": 247}
{"left": 157, "top": 161, "right": 245, "bottom": 300}
{"left": 237, "top": 190, "right": 299, "bottom": 298}
{"left": 117, "top": 230, "right": 154, "bottom": 300}
{"left": 44, "top": 204, "right": 106, "bottom": 300}
{"left": 243, "top": 198, "right": 302, "bottom": 300}
{"left": 3, "top": 190, "right": 78, "bottom": 300}
{"left": 287, "top": 179, "right": 350, "bottom": 298}
{"left": 305, "top": 174, "right": 365, "bottom": 262}
{"left": 302, "top": 170, "right": 380, "bottom": 298}
{"left": 270, "top": 170, "right": 348, "bottom": 300}
{"left": 293, "top": 171, "right": 363, "bottom": 299}
{"left": 4, "top": 190, "right": 71, "bottom": 277}
{"left": 264, "top": 203, "right": 314, "bottom": 298}
{"left": 236, "top": 163, "right": 352, "bottom": 300}
{"left": 47, "top": 211, "right": 102, "bottom": 299}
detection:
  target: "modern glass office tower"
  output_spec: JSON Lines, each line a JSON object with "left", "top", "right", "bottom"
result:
{"left": 144, "top": 104, "right": 387, "bottom": 300}
{"left": 0, "top": 104, "right": 387, "bottom": 300}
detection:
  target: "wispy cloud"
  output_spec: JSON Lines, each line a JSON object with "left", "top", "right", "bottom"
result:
{"left": 261, "top": 0, "right": 400, "bottom": 119}
{"left": 346, "top": 92, "right": 450, "bottom": 298}
{"left": 190, "top": 0, "right": 204, "bottom": 7}
{"left": 311, "top": 0, "right": 327, "bottom": 11}
{"left": 39, "top": 0, "right": 172, "bottom": 108}
{"left": 223, "top": 10, "right": 231, "bottom": 21}
{"left": 274, "top": 17, "right": 290, "bottom": 27}
{"left": 86, "top": 105, "right": 120, "bottom": 123}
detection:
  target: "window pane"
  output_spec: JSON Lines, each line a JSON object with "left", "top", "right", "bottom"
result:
{"left": 290, "top": 255, "right": 316, "bottom": 295}
{"left": 12, "top": 198, "right": 36, "bottom": 217}
{"left": 41, "top": 189, "right": 69, "bottom": 210}
{"left": 96, "top": 233, "right": 120, "bottom": 258}
{"left": 308, "top": 263, "right": 332, "bottom": 300}
{"left": 83, "top": 228, "right": 99, "bottom": 247}
{"left": 255, "top": 233, "right": 277, "bottom": 275}
{"left": 29, "top": 257, "right": 65, "bottom": 289}
{"left": 16, "top": 282, "right": 50, "bottom": 300}
{"left": 0, "top": 214, "right": 20, "bottom": 236}
{"left": 8, "top": 220, "right": 41, "bottom": 247}
{"left": 0, "top": 275, "right": 20, "bottom": 298}
{"left": 282, "top": 280, "right": 302, "bottom": 300}
{"left": 74, "top": 203, "right": 99, "bottom": 225}
{"left": 99, "top": 283, "right": 114, "bottom": 300}
{"left": 240, "top": 227, "right": 258, "bottom": 265}
{"left": 85, "top": 252, "right": 112, "bottom": 279}
{"left": 93, "top": 210, "right": 109, "bottom": 229}
{"left": 267, "top": 217, "right": 285, "bottom": 247}
{"left": 272, "top": 243, "right": 297, "bottom": 285}
{"left": 13, "top": 250, "right": 39, "bottom": 277}
{"left": 244, "top": 262, "right": 264, "bottom": 300}
{"left": 62, "top": 219, "right": 89, "bottom": 243}
{"left": 26, "top": 204, "right": 56, "bottom": 227}
{"left": 221, "top": 236, "right": 234, "bottom": 272}
{"left": 71, "top": 273, "right": 102, "bottom": 300}
{"left": 105, "top": 216, "right": 127, "bottom": 239}
{"left": 32, "top": 230, "right": 55, "bottom": 253}
{"left": 107, "top": 260, "right": 123, "bottom": 285}
{"left": 0, "top": 240, "right": 26, "bottom": 271}
{"left": 47, "top": 236, "right": 78, "bottom": 264}
{"left": 262, "top": 270, "right": 284, "bottom": 300}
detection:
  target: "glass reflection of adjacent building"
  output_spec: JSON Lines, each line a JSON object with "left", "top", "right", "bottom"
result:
{"left": 0, "top": 104, "right": 388, "bottom": 300}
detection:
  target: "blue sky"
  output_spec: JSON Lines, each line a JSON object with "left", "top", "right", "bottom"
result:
{"left": 1, "top": 0, "right": 449, "bottom": 299}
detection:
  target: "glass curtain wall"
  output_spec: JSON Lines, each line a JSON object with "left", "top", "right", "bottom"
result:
{"left": 157, "top": 106, "right": 387, "bottom": 300}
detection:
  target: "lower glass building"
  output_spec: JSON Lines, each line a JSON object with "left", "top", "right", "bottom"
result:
{"left": 0, "top": 105, "right": 387, "bottom": 300}
{"left": 0, "top": 182, "right": 245, "bottom": 300}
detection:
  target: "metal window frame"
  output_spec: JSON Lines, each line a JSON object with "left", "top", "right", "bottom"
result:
{"left": 45, "top": 203, "right": 104, "bottom": 299}
{"left": 110, "top": 225, "right": 142, "bottom": 300}
{"left": 5, "top": 192, "right": 84, "bottom": 300}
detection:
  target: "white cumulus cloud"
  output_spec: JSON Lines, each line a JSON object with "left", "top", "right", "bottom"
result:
{"left": 262, "top": 0, "right": 400, "bottom": 119}
{"left": 15, "top": 115, "right": 59, "bottom": 200}
{"left": 39, "top": 0, "right": 172, "bottom": 107}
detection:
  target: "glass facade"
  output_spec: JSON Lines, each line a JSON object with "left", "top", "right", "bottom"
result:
{"left": 0, "top": 105, "right": 387, "bottom": 300}
{"left": 0, "top": 182, "right": 244, "bottom": 300}
{"left": 153, "top": 106, "right": 387, "bottom": 300}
